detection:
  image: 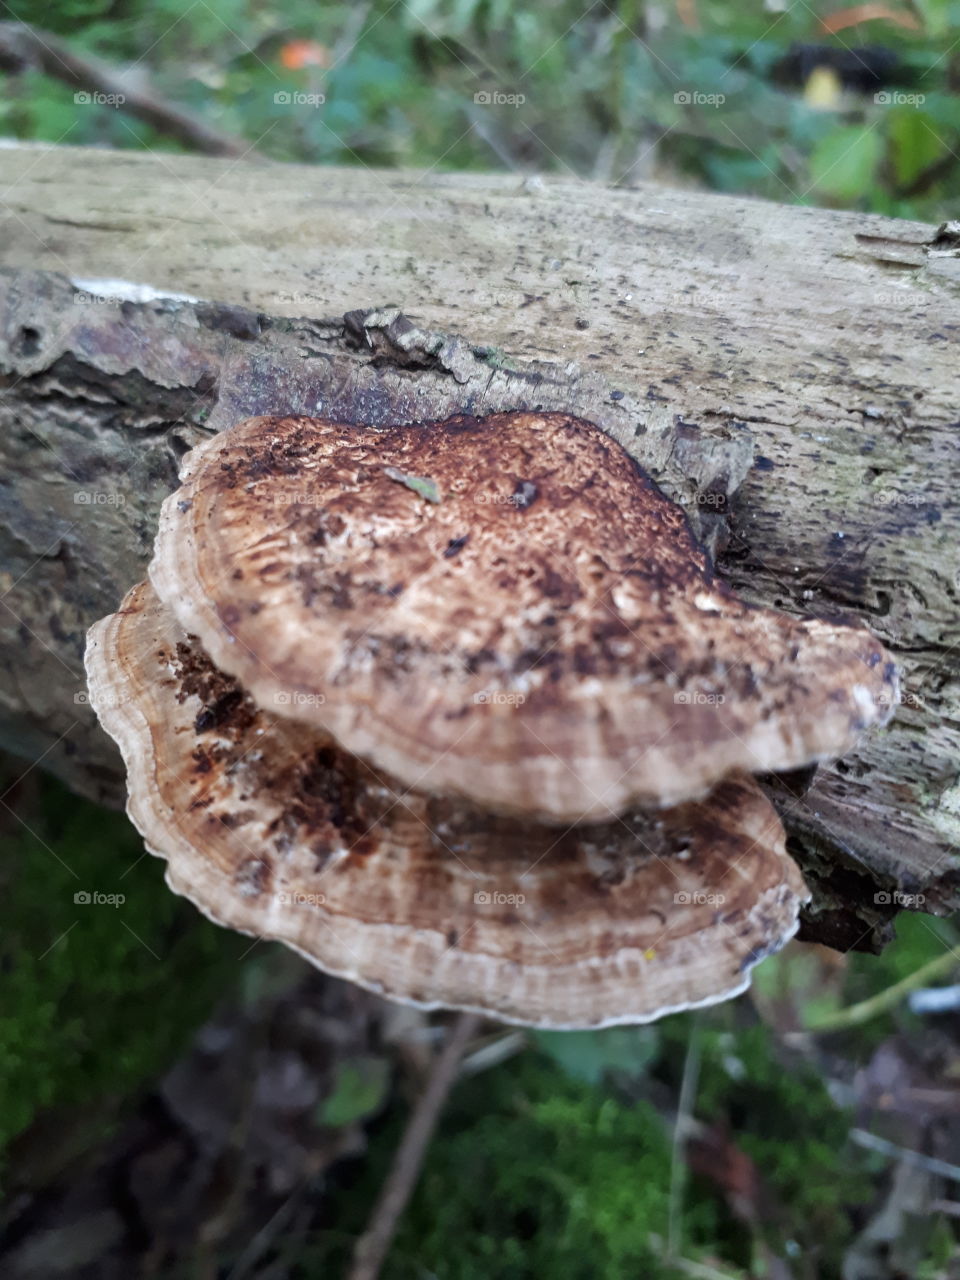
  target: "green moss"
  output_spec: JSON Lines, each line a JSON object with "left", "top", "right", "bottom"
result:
{"left": 0, "top": 769, "right": 244, "bottom": 1164}
{"left": 474, "top": 346, "right": 510, "bottom": 370}
{"left": 296, "top": 1052, "right": 727, "bottom": 1280}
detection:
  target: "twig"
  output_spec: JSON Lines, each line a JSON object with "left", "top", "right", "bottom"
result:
{"left": 0, "top": 21, "right": 252, "bottom": 157}
{"left": 804, "top": 947, "right": 960, "bottom": 1033}
{"left": 849, "top": 1129, "right": 960, "bottom": 1184}
{"left": 929, "top": 1199, "right": 960, "bottom": 1217}
{"left": 328, "top": 2, "right": 374, "bottom": 72}
{"left": 348, "top": 1011, "right": 481, "bottom": 1280}
{"left": 667, "top": 1019, "right": 702, "bottom": 1261}
{"left": 226, "top": 1187, "right": 304, "bottom": 1280}
{"left": 465, "top": 108, "right": 522, "bottom": 173}
{"left": 668, "top": 1257, "right": 748, "bottom": 1280}
{"left": 459, "top": 1028, "right": 527, "bottom": 1075}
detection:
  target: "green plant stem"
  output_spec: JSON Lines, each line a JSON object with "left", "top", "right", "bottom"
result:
{"left": 805, "top": 948, "right": 959, "bottom": 1032}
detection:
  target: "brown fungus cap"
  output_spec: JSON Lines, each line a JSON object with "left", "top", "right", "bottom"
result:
{"left": 150, "top": 412, "right": 899, "bottom": 823}
{"left": 84, "top": 581, "right": 809, "bottom": 1029}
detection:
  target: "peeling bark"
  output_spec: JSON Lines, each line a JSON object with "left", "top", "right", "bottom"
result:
{"left": 1, "top": 144, "right": 958, "bottom": 950}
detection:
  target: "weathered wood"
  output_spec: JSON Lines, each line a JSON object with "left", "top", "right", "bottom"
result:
{"left": 1, "top": 143, "right": 958, "bottom": 951}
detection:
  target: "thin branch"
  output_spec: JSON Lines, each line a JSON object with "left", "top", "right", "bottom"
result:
{"left": 667, "top": 1019, "right": 702, "bottom": 1261}
{"left": 348, "top": 1011, "right": 481, "bottom": 1280}
{"left": 0, "top": 21, "right": 253, "bottom": 157}
{"left": 849, "top": 1129, "right": 960, "bottom": 1184}
{"left": 460, "top": 1028, "right": 527, "bottom": 1075}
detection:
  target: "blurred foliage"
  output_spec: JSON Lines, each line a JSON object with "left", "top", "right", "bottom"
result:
{"left": 352, "top": 916, "right": 957, "bottom": 1278}
{"left": 667, "top": 1017, "right": 876, "bottom": 1268}
{"left": 0, "top": 769, "right": 243, "bottom": 1166}
{"left": 294, "top": 1051, "right": 727, "bottom": 1280}
{"left": 1, "top": 0, "right": 959, "bottom": 220}
{"left": 295, "top": 1005, "right": 907, "bottom": 1278}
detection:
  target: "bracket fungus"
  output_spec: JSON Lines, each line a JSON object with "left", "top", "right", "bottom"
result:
{"left": 85, "top": 581, "right": 809, "bottom": 1028}
{"left": 84, "top": 409, "right": 898, "bottom": 1027}
{"left": 150, "top": 411, "right": 898, "bottom": 823}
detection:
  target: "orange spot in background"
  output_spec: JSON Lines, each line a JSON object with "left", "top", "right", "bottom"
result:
{"left": 280, "top": 40, "right": 331, "bottom": 71}
{"left": 676, "top": 0, "right": 700, "bottom": 30}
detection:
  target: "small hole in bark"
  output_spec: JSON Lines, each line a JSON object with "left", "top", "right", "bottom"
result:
{"left": 169, "top": 433, "right": 194, "bottom": 462}
{"left": 16, "top": 327, "right": 41, "bottom": 356}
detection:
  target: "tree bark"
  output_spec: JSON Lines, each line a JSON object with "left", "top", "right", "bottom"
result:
{"left": 1, "top": 143, "right": 958, "bottom": 951}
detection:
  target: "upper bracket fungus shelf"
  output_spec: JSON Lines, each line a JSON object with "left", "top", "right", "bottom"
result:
{"left": 149, "top": 411, "right": 898, "bottom": 824}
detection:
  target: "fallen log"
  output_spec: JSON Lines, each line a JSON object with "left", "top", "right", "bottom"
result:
{"left": 1, "top": 142, "right": 958, "bottom": 950}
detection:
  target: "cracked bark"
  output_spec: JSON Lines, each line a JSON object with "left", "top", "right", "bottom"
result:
{"left": 1, "top": 144, "right": 958, "bottom": 952}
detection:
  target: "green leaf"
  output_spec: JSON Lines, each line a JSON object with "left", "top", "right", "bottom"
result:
{"left": 318, "top": 1056, "right": 391, "bottom": 1127}
{"left": 809, "top": 125, "right": 883, "bottom": 202}
{"left": 910, "top": 0, "right": 952, "bottom": 38}
{"left": 533, "top": 1027, "right": 659, "bottom": 1085}
{"left": 888, "top": 108, "right": 945, "bottom": 189}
